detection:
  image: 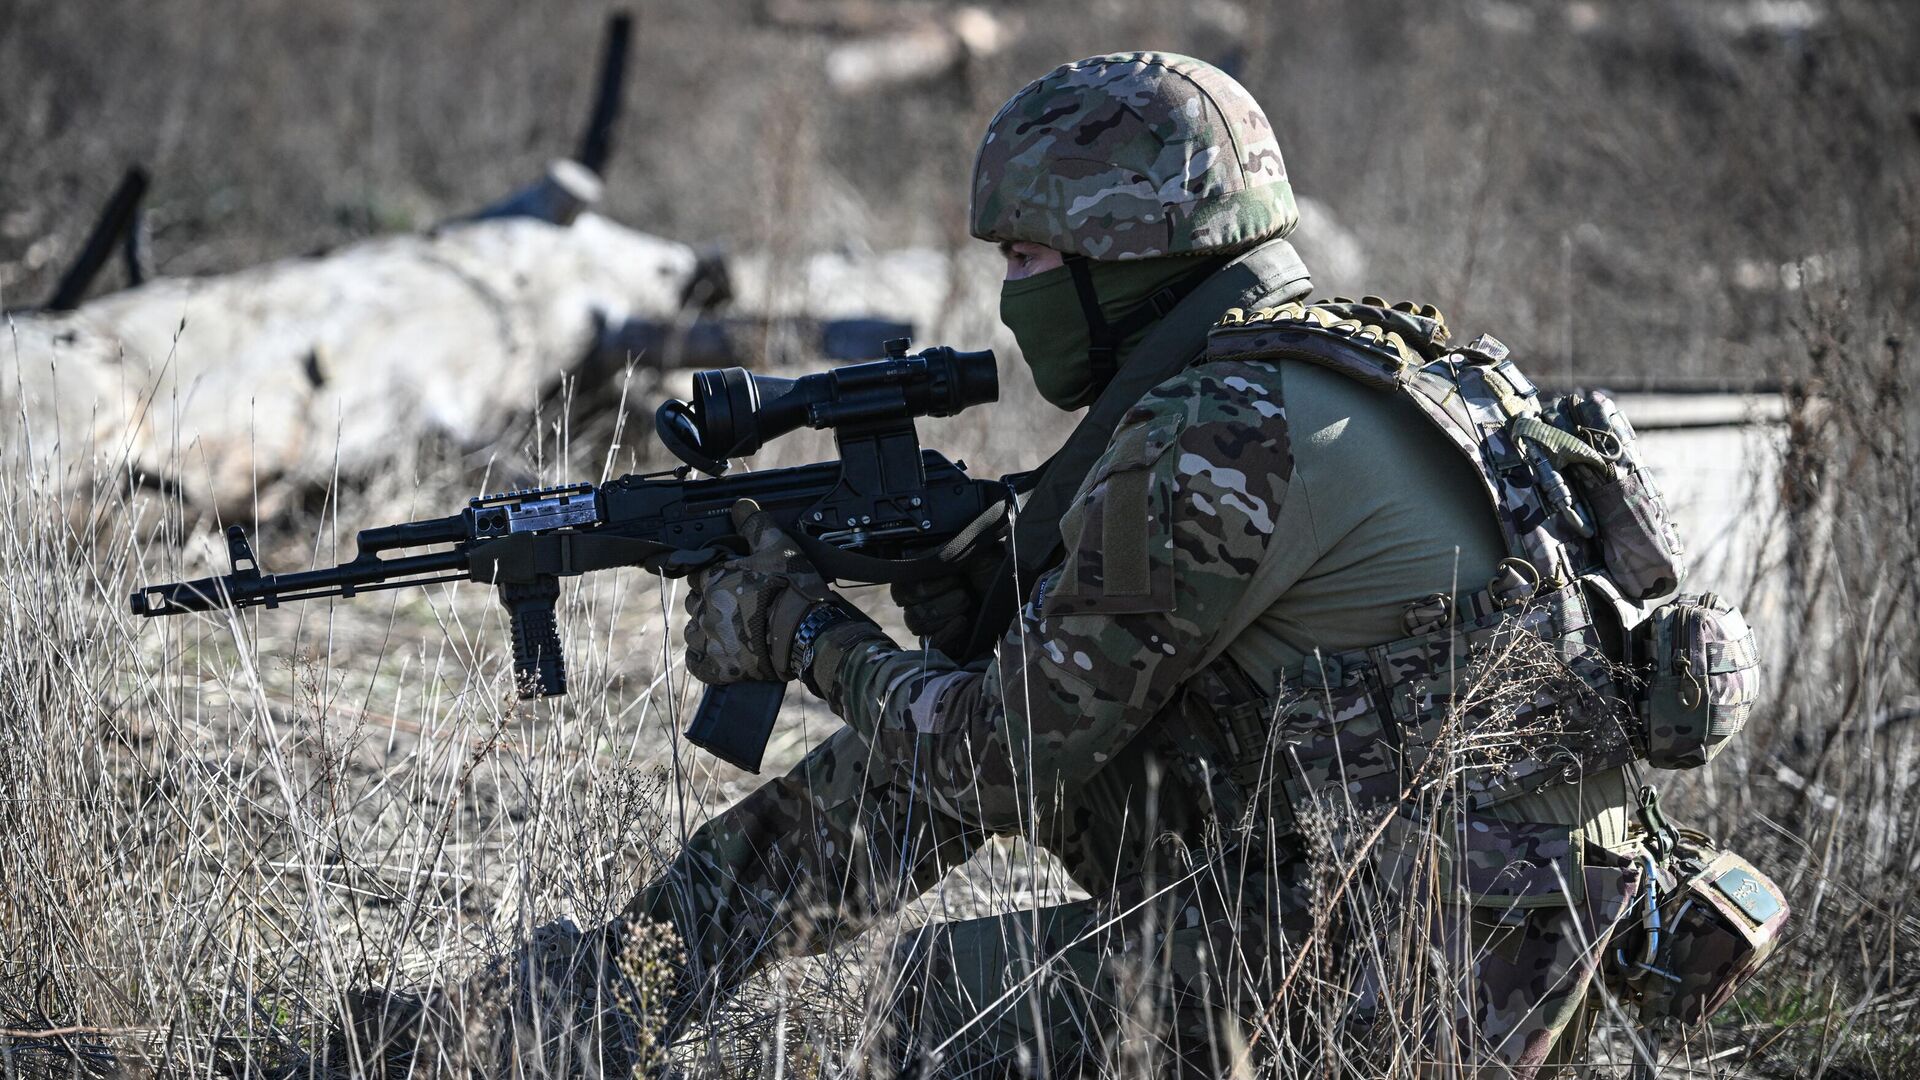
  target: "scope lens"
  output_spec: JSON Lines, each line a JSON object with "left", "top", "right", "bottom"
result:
{"left": 692, "top": 367, "right": 760, "bottom": 456}
{"left": 941, "top": 349, "right": 998, "bottom": 413}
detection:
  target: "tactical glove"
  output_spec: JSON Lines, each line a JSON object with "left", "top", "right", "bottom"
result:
{"left": 684, "top": 499, "right": 839, "bottom": 684}
{"left": 889, "top": 540, "right": 1005, "bottom": 659}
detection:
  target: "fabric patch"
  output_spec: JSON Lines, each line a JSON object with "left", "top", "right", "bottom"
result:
{"left": 1049, "top": 411, "right": 1183, "bottom": 615}
{"left": 1712, "top": 864, "right": 1785, "bottom": 926}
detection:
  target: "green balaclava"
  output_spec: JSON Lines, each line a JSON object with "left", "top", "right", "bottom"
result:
{"left": 1000, "top": 254, "right": 1224, "bottom": 410}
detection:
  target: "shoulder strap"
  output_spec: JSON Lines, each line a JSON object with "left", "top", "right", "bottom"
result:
{"left": 1202, "top": 302, "right": 1594, "bottom": 590}
{"left": 955, "top": 239, "right": 1314, "bottom": 661}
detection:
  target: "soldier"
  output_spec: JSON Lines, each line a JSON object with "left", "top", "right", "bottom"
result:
{"left": 337, "top": 51, "right": 1664, "bottom": 1079}
{"left": 635, "top": 51, "right": 1655, "bottom": 1078}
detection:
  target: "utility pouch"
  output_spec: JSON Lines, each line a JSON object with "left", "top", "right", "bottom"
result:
{"left": 1613, "top": 831, "right": 1789, "bottom": 1025}
{"left": 1561, "top": 389, "right": 1688, "bottom": 601}
{"left": 1636, "top": 593, "right": 1760, "bottom": 769}
{"left": 1275, "top": 663, "right": 1405, "bottom": 822}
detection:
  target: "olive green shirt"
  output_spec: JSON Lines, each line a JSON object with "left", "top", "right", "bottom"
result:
{"left": 1215, "top": 360, "right": 1633, "bottom": 849}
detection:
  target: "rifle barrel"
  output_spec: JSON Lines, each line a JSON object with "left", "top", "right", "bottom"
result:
{"left": 131, "top": 548, "right": 470, "bottom": 616}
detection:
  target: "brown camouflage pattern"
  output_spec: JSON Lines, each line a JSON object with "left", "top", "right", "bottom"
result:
{"left": 887, "top": 858, "right": 1313, "bottom": 1077}
{"left": 1560, "top": 388, "right": 1689, "bottom": 600}
{"left": 816, "top": 356, "right": 1295, "bottom": 837}
{"left": 1652, "top": 847, "right": 1789, "bottom": 1024}
{"left": 1206, "top": 301, "right": 1613, "bottom": 591}
{"left": 639, "top": 354, "right": 1305, "bottom": 1052}
{"left": 1275, "top": 582, "right": 1640, "bottom": 821}
{"left": 970, "top": 52, "right": 1297, "bottom": 259}
{"left": 1609, "top": 835, "right": 1789, "bottom": 1026}
{"left": 1638, "top": 594, "right": 1760, "bottom": 769}
{"left": 1360, "top": 820, "right": 1645, "bottom": 1074}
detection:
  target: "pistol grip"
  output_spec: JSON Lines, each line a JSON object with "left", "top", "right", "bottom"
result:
{"left": 684, "top": 680, "right": 786, "bottom": 773}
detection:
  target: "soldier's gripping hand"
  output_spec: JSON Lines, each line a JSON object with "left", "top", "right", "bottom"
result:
{"left": 684, "top": 499, "right": 840, "bottom": 684}
{"left": 888, "top": 539, "right": 1005, "bottom": 659}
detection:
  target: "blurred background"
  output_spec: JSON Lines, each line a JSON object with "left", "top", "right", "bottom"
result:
{"left": 6, "top": 0, "right": 1912, "bottom": 378}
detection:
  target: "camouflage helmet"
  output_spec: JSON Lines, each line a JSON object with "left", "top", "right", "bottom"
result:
{"left": 970, "top": 52, "right": 1297, "bottom": 260}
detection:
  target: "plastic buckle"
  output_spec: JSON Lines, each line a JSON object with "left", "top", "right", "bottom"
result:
{"left": 1637, "top": 784, "right": 1680, "bottom": 863}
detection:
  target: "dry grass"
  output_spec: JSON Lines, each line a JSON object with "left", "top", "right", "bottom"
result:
{"left": 3, "top": 0, "right": 1918, "bottom": 1077}
{"left": 2, "top": 291, "right": 1914, "bottom": 1078}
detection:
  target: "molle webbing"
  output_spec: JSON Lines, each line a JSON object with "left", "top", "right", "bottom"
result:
{"left": 1203, "top": 300, "right": 1604, "bottom": 590}
{"left": 1190, "top": 579, "right": 1636, "bottom": 829}
{"left": 1183, "top": 299, "right": 1644, "bottom": 824}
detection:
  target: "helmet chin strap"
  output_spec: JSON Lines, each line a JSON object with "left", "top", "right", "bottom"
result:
{"left": 1061, "top": 254, "right": 1224, "bottom": 396}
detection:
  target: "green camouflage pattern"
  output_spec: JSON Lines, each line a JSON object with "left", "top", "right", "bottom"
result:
{"left": 683, "top": 502, "right": 838, "bottom": 684}
{"left": 970, "top": 52, "right": 1297, "bottom": 259}
{"left": 637, "top": 349, "right": 1643, "bottom": 1060}
{"left": 1638, "top": 594, "right": 1760, "bottom": 769}
{"left": 1206, "top": 301, "right": 1610, "bottom": 590}
{"left": 1363, "top": 819, "right": 1645, "bottom": 1073}
{"left": 887, "top": 862, "right": 1311, "bottom": 1076}
{"left": 633, "top": 313, "right": 1697, "bottom": 1068}
{"left": 1274, "top": 580, "right": 1640, "bottom": 820}
{"left": 1203, "top": 302, "right": 1644, "bottom": 818}
{"left": 637, "top": 355, "right": 1304, "bottom": 1049}
{"left": 814, "top": 355, "right": 1296, "bottom": 838}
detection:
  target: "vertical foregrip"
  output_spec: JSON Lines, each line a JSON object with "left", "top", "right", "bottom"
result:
{"left": 500, "top": 577, "right": 566, "bottom": 697}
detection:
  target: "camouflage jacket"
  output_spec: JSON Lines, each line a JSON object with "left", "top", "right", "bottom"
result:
{"left": 812, "top": 356, "right": 1295, "bottom": 846}
{"left": 809, "top": 325, "right": 1643, "bottom": 887}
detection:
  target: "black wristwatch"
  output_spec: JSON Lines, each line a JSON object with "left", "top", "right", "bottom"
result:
{"left": 789, "top": 603, "right": 851, "bottom": 686}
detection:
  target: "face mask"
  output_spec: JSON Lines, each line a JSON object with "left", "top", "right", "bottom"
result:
{"left": 999, "top": 256, "right": 1225, "bottom": 411}
{"left": 999, "top": 266, "right": 1096, "bottom": 409}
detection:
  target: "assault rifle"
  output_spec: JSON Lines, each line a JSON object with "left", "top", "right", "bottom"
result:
{"left": 131, "top": 340, "right": 1006, "bottom": 773}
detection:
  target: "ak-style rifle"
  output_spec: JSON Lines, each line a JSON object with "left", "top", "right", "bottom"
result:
{"left": 132, "top": 340, "right": 1006, "bottom": 772}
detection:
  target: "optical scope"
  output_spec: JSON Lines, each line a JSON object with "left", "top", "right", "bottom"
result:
{"left": 655, "top": 339, "right": 998, "bottom": 476}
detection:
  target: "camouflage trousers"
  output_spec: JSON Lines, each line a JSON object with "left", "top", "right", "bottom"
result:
{"left": 627, "top": 725, "right": 1638, "bottom": 1078}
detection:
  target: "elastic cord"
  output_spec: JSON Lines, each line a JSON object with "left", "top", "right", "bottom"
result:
{"left": 1062, "top": 255, "right": 1118, "bottom": 386}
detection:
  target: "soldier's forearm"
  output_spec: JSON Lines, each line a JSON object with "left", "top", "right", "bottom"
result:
{"left": 816, "top": 619, "right": 992, "bottom": 747}
{"left": 808, "top": 620, "right": 895, "bottom": 707}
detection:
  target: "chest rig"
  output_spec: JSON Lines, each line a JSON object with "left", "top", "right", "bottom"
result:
{"left": 1167, "top": 298, "right": 1747, "bottom": 833}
